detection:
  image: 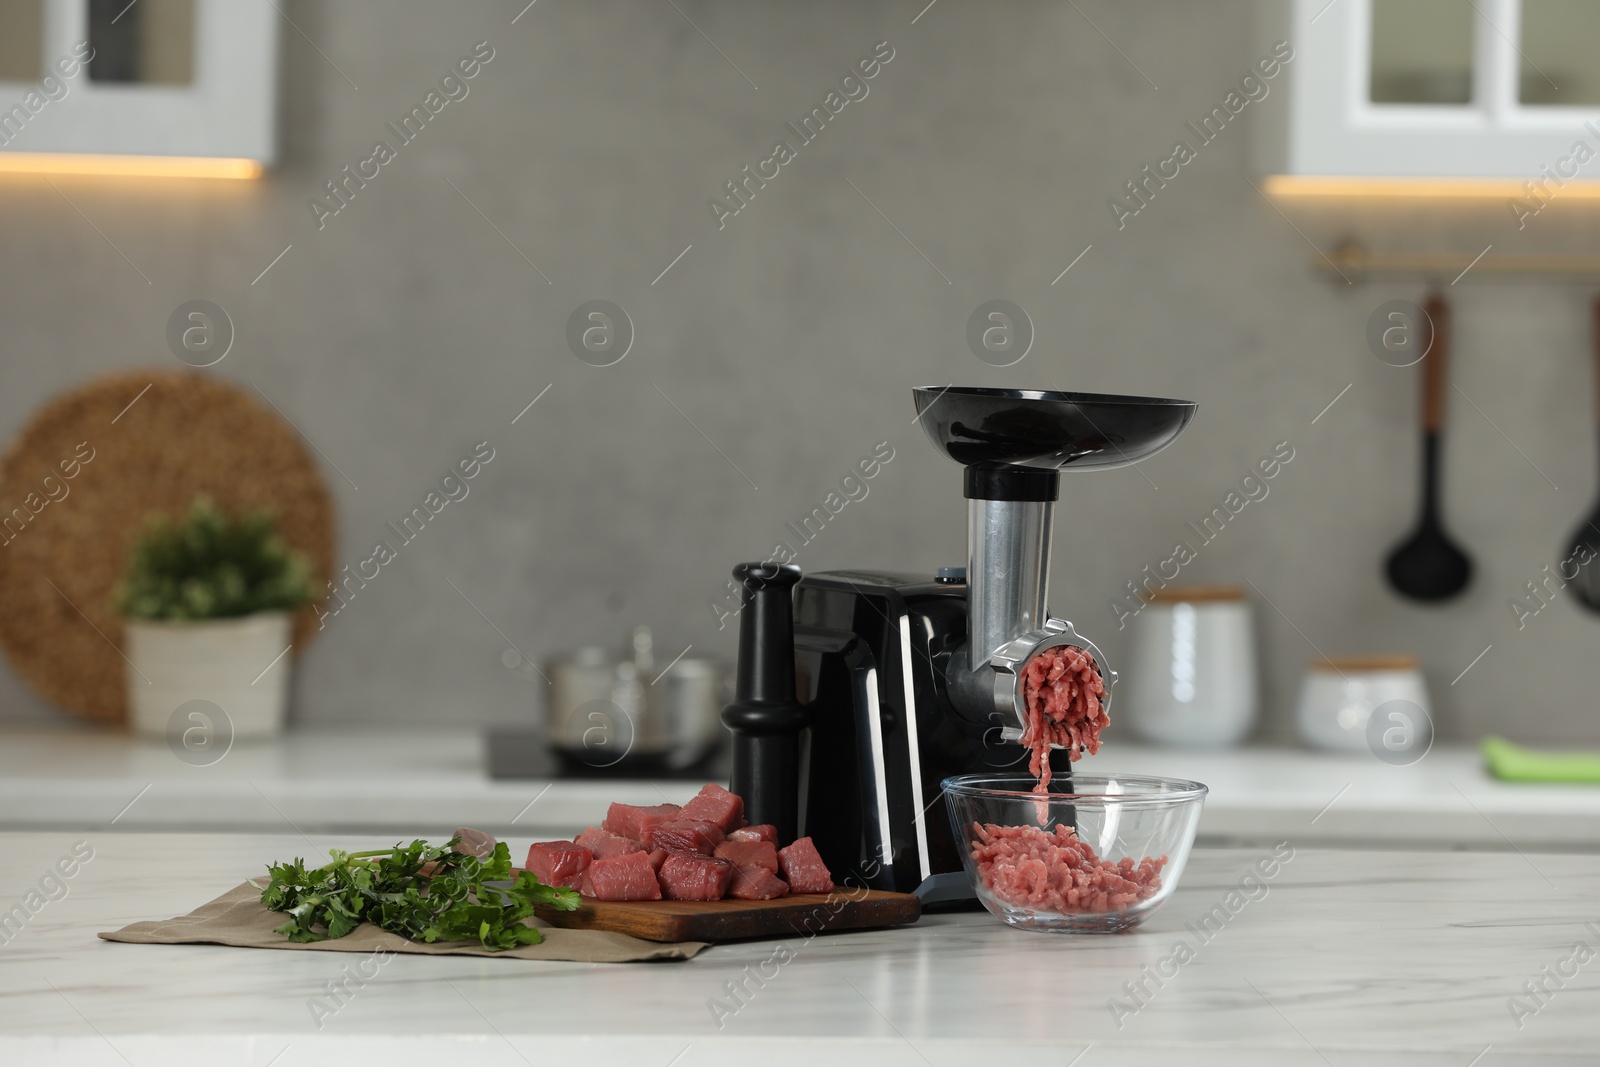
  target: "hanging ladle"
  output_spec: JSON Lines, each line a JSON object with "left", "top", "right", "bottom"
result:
{"left": 1562, "top": 294, "right": 1600, "bottom": 612}
{"left": 1384, "top": 293, "right": 1474, "bottom": 602}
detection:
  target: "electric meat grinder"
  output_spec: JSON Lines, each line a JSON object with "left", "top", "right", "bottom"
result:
{"left": 721, "top": 387, "right": 1196, "bottom": 900}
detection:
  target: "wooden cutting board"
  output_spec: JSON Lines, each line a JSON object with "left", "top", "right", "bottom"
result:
{"left": 532, "top": 888, "right": 920, "bottom": 943}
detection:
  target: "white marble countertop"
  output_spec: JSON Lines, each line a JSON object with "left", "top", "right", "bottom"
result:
{"left": 2, "top": 722, "right": 1599, "bottom": 850}
{"left": 3, "top": 830, "right": 1596, "bottom": 1065}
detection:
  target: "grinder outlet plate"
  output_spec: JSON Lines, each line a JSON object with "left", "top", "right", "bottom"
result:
{"left": 991, "top": 618, "right": 1116, "bottom": 743}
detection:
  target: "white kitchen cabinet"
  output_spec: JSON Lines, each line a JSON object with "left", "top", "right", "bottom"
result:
{"left": 1283, "top": 0, "right": 1600, "bottom": 179}
{"left": 0, "top": 0, "right": 277, "bottom": 173}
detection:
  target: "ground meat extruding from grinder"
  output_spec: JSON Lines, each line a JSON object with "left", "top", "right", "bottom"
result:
{"left": 970, "top": 822, "right": 1166, "bottom": 915}
{"left": 1019, "top": 644, "right": 1107, "bottom": 793}
{"left": 971, "top": 644, "right": 1167, "bottom": 916}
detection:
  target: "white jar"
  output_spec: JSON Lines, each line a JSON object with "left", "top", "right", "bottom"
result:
{"left": 1120, "top": 588, "right": 1258, "bottom": 748}
{"left": 124, "top": 612, "right": 294, "bottom": 741}
{"left": 1295, "top": 656, "right": 1431, "bottom": 755}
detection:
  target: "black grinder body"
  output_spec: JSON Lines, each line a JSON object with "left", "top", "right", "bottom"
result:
{"left": 792, "top": 569, "right": 1066, "bottom": 897}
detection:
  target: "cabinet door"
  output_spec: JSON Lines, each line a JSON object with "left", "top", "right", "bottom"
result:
{"left": 1286, "top": 0, "right": 1600, "bottom": 178}
{"left": 0, "top": 0, "right": 277, "bottom": 168}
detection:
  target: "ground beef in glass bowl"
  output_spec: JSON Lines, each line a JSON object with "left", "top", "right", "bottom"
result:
{"left": 942, "top": 773, "right": 1207, "bottom": 933}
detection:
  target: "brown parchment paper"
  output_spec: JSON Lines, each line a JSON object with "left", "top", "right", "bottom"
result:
{"left": 99, "top": 881, "right": 710, "bottom": 962}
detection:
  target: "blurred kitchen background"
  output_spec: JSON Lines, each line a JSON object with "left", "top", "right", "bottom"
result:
{"left": 3, "top": 0, "right": 1600, "bottom": 788}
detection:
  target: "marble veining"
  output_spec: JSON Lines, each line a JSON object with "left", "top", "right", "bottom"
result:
{"left": 1, "top": 832, "right": 1598, "bottom": 1064}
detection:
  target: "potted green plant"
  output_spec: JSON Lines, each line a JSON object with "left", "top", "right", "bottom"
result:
{"left": 116, "top": 498, "right": 317, "bottom": 739}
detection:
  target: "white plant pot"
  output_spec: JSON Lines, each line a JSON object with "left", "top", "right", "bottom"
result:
{"left": 124, "top": 612, "right": 294, "bottom": 740}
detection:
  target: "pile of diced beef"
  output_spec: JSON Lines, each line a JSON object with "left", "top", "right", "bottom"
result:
{"left": 523, "top": 783, "right": 835, "bottom": 902}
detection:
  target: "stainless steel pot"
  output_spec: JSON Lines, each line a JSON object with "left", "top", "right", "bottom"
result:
{"left": 541, "top": 628, "right": 727, "bottom": 772}
{"left": 649, "top": 653, "right": 727, "bottom": 770}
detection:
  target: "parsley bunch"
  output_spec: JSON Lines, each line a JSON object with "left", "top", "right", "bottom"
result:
{"left": 260, "top": 838, "right": 578, "bottom": 951}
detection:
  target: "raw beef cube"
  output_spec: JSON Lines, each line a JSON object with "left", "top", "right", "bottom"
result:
{"left": 714, "top": 838, "right": 779, "bottom": 873}
{"left": 582, "top": 850, "right": 662, "bottom": 901}
{"left": 650, "top": 819, "right": 726, "bottom": 855}
{"left": 648, "top": 848, "right": 669, "bottom": 872}
{"left": 452, "top": 826, "right": 498, "bottom": 860}
{"left": 679, "top": 783, "right": 746, "bottom": 833}
{"left": 728, "top": 864, "right": 789, "bottom": 900}
{"left": 778, "top": 836, "right": 834, "bottom": 893}
{"left": 728, "top": 824, "right": 777, "bottom": 844}
{"left": 602, "top": 802, "right": 681, "bottom": 844}
{"left": 524, "top": 841, "right": 592, "bottom": 889}
{"left": 657, "top": 853, "right": 733, "bottom": 901}
{"left": 574, "top": 826, "right": 643, "bottom": 860}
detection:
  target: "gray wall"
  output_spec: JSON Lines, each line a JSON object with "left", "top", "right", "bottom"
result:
{"left": 3, "top": 0, "right": 1597, "bottom": 746}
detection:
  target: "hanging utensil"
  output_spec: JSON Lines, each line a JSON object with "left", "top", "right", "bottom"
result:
{"left": 1384, "top": 293, "right": 1474, "bottom": 601}
{"left": 1562, "top": 294, "right": 1600, "bottom": 612}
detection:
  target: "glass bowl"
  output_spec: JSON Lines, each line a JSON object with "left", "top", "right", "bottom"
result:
{"left": 942, "top": 773, "right": 1207, "bottom": 933}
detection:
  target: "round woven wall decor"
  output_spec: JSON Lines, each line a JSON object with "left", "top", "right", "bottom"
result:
{"left": 0, "top": 370, "right": 335, "bottom": 725}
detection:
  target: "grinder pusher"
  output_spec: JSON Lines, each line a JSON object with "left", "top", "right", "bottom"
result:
{"left": 721, "top": 387, "right": 1196, "bottom": 901}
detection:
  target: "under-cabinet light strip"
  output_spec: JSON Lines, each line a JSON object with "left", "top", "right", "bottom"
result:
{"left": 1263, "top": 174, "right": 1600, "bottom": 200}
{"left": 0, "top": 154, "right": 263, "bottom": 179}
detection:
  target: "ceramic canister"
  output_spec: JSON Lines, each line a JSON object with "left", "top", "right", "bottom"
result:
{"left": 1296, "top": 655, "right": 1432, "bottom": 755}
{"left": 1120, "top": 587, "right": 1258, "bottom": 748}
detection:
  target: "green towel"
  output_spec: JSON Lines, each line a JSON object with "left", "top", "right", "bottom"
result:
{"left": 1482, "top": 735, "right": 1600, "bottom": 783}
